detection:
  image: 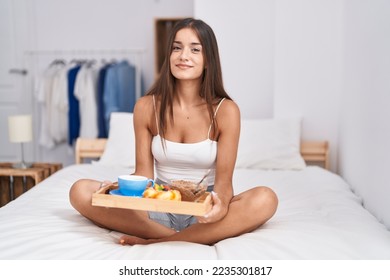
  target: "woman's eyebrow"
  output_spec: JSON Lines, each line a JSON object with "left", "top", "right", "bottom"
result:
{"left": 173, "top": 40, "right": 202, "bottom": 46}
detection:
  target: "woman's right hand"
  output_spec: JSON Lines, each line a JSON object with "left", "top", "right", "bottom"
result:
{"left": 197, "top": 192, "right": 228, "bottom": 224}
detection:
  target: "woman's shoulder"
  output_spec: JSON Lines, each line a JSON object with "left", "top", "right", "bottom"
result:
{"left": 133, "top": 95, "right": 156, "bottom": 127}
{"left": 134, "top": 95, "right": 154, "bottom": 112}
{"left": 216, "top": 98, "right": 240, "bottom": 118}
{"left": 213, "top": 98, "right": 240, "bottom": 136}
{"left": 133, "top": 95, "right": 159, "bottom": 135}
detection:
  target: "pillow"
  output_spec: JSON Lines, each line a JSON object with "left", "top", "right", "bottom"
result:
{"left": 94, "top": 112, "right": 136, "bottom": 167}
{"left": 235, "top": 118, "right": 306, "bottom": 170}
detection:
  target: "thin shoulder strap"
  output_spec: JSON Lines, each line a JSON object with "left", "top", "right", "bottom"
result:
{"left": 214, "top": 98, "right": 226, "bottom": 117}
{"left": 152, "top": 95, "right": 160, "bottom": 135}
{"left": 208, "top": 98, "right": 226, "bottom": 138}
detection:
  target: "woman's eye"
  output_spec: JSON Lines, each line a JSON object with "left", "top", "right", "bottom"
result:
{"left": 192, "top": 48, "right": 201, "bottom": 53}
{"left": 172, "top": 46, "right": 181, "bottom": 51}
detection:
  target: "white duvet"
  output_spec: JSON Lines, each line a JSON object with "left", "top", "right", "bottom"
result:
{"left": 0, "top": 164, "right": 389, "bottom": 260}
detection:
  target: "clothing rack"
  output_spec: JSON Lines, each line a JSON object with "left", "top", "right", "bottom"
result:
{"left": 24, "top": 49, "right": 145, "bottom": 165}
{"left": 25, "top": 48, "right": 145, "bottom": 100}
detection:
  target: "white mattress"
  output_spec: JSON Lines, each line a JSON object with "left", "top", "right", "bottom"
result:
{"left": 0, "top": 164, "right": 389, "bottom": 260}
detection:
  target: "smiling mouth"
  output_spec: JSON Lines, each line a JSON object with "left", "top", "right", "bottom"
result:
{"left": 176, "top": 64, "right": 192, "bottom": 69}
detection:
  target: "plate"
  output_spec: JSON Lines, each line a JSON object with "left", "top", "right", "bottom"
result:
{"left": 109, "top": 189, "right": 122, "bottom": 196}
{"left": 109, "top": 189, "right": 142, "bottom": 197}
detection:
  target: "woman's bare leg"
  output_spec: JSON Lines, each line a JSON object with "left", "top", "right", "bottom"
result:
{"left": 69, "top": 179, "right": 176, "bottom": 239}
{"left": 120, "top": 186, "right": 278, "bottom": 245}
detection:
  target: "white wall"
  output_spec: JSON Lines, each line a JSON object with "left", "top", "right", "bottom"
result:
{"left": 195, "top": 0, "right": 343, "bottom": 171}
{"left": 339, "top": 0, "right": 390, "bottom": 229}
{"left": 273, "top": 0, "right": 343, "bottom": 171}
{"left": 194, "top": 0, "right": 275, "bottom": 118}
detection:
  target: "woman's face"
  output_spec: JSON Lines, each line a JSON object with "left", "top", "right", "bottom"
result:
{"left": 170, "top": 28, "right": 205, "bottom": 81}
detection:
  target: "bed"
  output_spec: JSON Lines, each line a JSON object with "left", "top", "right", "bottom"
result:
{"left": 0, "top": 113, "right": 389, "bottom": 260}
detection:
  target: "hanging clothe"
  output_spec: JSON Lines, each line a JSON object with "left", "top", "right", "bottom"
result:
{"left": 103, "top": 60, "right": 136, "bottom": 132}
{"left": 96, "top": 63, "right": 112, "bottom": 138}
{"left": 74, "top": 62, "right": 100, "bottom": 139}
{"left": 50, "top": 62, "right": 73, "bottom": 144}
{"left": 67, "top": 65, "right": 82, "bottom": 146}
{"left": 35, "top": 62, "right": 65, "bottom": 149}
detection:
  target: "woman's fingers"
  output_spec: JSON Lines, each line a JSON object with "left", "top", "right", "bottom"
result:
{"left": 197, "top": 192, "right": 221, "bottom": 223}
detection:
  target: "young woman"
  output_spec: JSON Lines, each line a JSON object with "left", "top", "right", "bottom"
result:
{"left": 69, "top": 18, "right": 278, "bottom": 245}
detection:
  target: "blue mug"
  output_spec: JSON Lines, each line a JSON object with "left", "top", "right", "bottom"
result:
{"left": 118, "top": 175, "right": 154, "bottom": 197}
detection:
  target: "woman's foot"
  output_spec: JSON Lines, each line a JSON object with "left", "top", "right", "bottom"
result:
{"left": 119, "top": 235, "right": 157, "bottom": 245}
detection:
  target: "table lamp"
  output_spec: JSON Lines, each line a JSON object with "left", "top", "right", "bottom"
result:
{"left": 8, "top": 114, "right": 33, "bottom": 169}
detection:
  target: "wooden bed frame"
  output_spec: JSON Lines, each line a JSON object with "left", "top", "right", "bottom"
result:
{"left": 75, "top": 138, "right": 330, "bottom": 170}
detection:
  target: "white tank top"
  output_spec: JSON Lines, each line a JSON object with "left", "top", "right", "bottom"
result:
{"left": 151, "top": 96, "right": 225, "bottom": 184}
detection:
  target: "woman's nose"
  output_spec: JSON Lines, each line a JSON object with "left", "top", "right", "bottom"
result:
{"left": 179, "top": 47, "right": 190, "bottom": 60}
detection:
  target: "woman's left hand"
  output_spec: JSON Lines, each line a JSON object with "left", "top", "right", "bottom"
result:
{"left": 197, "top": 192, "right": 228, "bottom": 224}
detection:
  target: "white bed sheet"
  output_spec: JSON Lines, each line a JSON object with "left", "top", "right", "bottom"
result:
{"left": 0, "top": 164, "right": 389, "bottom": 260}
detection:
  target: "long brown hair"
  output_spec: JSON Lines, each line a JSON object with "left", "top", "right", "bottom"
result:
{"left": 146, "top": 18, "right": 232, "bottom": 140}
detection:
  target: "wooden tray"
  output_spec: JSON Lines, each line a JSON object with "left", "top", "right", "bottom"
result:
{"left": 92, "top": 183, "right": 212, "bottom": 216}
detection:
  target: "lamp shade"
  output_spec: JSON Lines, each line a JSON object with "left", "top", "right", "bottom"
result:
{"left": 8, "top": 115, "right": 33, "bottom": 143}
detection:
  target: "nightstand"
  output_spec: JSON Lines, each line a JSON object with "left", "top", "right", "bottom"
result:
{"left": 0, "top": 162, "right": 62, "bottom": 207}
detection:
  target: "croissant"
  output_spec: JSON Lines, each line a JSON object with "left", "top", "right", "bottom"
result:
{"left": 143, "top": 187, "right": 182, "bottom": 201}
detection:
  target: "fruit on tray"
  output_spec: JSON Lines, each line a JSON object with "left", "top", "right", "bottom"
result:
{"left": 143, "top": 183, "right": 181, "bottom": 201}
{"left": 154, "top": 183, "right": 170, "bottom": 191}
{"left": 155, "top": 189, "right": 181, "bottom": 201}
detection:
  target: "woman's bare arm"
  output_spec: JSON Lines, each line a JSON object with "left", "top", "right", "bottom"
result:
{"left": 198, "top": 99, "right": 241, "bottom": 223}
{"left": 133, "top": 96, "right": 155, "bottom": 179}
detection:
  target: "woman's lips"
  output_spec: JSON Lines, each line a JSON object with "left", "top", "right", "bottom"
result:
{"left": 176, "top": 64, "right": 192, "bottom": 69}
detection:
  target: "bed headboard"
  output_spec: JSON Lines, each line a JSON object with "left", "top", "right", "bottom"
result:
{"left": 75, "top": 138, "right": 330, "bottom": 170}
{"left": 300, "top": 141, "right": 329, "bottom": 170}
{"left": 75, "top": 138, "right": 108, "bottom": 164}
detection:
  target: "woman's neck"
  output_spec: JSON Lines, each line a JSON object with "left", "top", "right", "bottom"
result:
{"left": 174, "top": 80, "right": 202, "bottom": 107}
